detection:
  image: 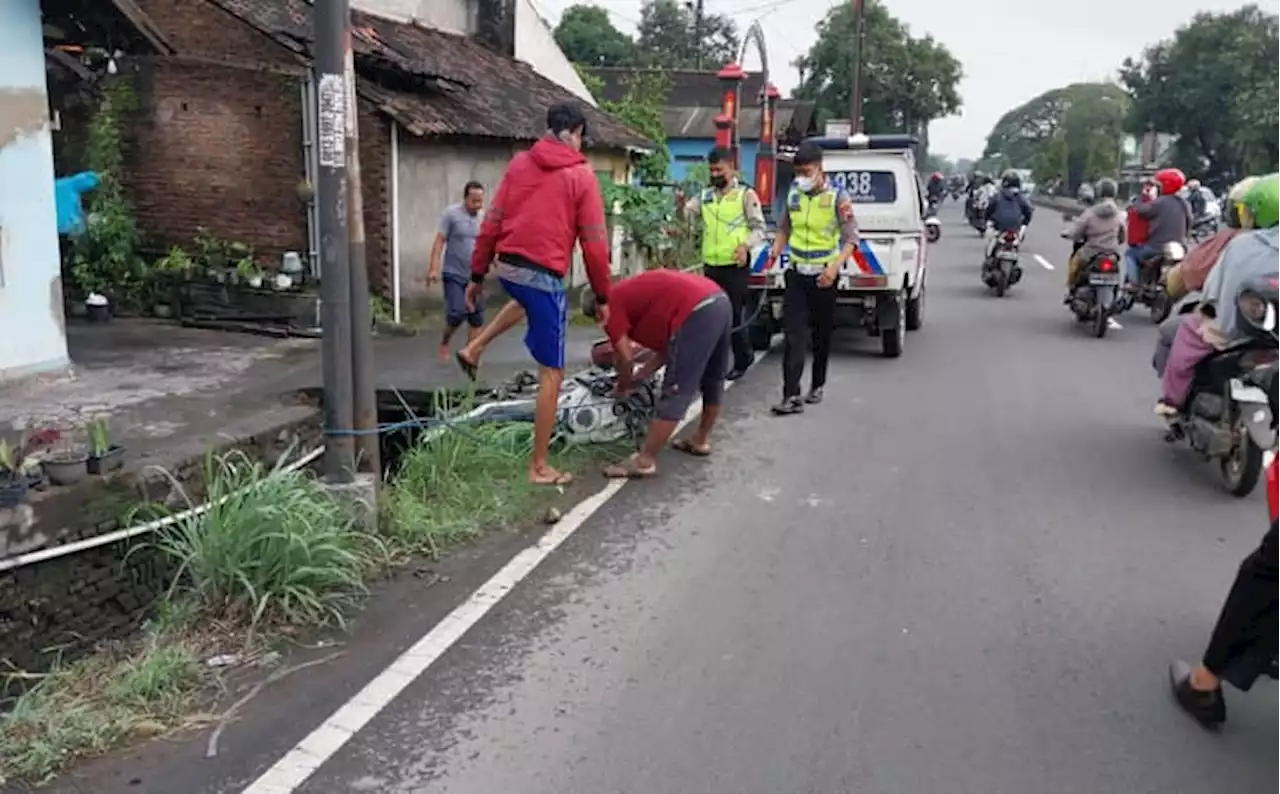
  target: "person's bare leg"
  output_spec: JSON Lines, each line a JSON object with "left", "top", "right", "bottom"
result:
{"left": 439, "top": 323, "right": 461, "bottom": 361}
{"left": 460, "top": 300, "right": 523, "bottom": 367}
{"left": 688, "top": 404, "right": 720, "bottom": 450}
{"left": 529, "top": 365, "right": 571, "bottom": 485}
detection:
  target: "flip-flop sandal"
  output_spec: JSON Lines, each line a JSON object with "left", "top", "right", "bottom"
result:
{"left": 530, "top": 471, "right": 574, "bottom": 487}
{"left": 455, "top": 351, "right": 478, "bottom": 382}
{"left": 602, "top": 458, "right": 657, "bottom": 479}
{"left": 671, "top": 439, "right": 712, "bottom": 458}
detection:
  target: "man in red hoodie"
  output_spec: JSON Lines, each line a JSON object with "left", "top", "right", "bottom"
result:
{"left": 458, "top": 103, "right": 613, "bottom": 486}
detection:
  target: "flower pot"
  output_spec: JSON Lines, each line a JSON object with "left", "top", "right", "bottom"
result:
{"left": 247, "top": 275, "right": 264, "bottom": 289}
{"left": 87, "top": 445, "right": 126, "bottom": 475}
{"left": 153, "top": 303, "right": 173, "bottom": 318}
{"left": 274, "top": 273, "right": 293, "bottom": 290}
{"left": 43, "top": 452, "right": 89, "bottom": 486}
{"left": 86, "top": 303, "right": 112, "bottom": 323}
{"left": 0, "top": 475, "right": 29, "bottom": 508}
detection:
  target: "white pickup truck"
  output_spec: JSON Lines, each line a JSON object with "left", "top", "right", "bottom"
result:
{"left": 744, "top": 133, "right": 928, "bottom": 358}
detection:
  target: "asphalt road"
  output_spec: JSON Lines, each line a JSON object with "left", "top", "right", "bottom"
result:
{"left": 52, "top": 203, "right": 1277, "bottom": 794}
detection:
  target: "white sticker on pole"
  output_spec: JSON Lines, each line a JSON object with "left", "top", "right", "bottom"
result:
{"left": 317, "top": 73, "right": 345, "bottom": 168}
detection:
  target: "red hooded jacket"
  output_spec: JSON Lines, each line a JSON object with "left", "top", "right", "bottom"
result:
{"left": 1127, "top": 189, "right": 1156, "bottom": 246}
{"left": 471, "top": 138, "right": 612, "bottom": 303}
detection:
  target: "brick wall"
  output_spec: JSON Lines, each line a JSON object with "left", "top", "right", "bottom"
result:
{"left": 125, "top": 60, "right": 309, "bottom": 261}
{"left": 358, "top": 101, "right": 392, "bottom": 297}
{"left": 0, "top": 413, "right": 323, "bottom": 683}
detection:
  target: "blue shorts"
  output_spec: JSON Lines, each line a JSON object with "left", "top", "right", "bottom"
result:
{"left": 443, "top": 276, "right": 484, "bottom": 328}
{"left": 500, "top": 277, "right": 567, "bottom": 370}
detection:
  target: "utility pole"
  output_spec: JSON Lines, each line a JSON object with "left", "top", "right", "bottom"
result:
{"left": 849, "top": 0, "right": 866, "bottom": 133}
{"left": 313, "top": 0, "right": 355, "bottom": 482}
{"left": 693, "top": 0, "right": 705, "bottom": 70}
{"left": 343, "top": 25, "right": 380, "bottom": 485}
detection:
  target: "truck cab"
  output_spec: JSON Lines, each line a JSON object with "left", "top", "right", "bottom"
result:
{"left": 747, "top": 133, "right": 927, "bottom": 358}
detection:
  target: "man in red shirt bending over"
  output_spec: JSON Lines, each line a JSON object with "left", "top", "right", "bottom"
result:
{"left": 460, "top": 103, "right": 614, "bottom": 487}
{"left": 583, "top": 269, "right": 732, "bottom": 479}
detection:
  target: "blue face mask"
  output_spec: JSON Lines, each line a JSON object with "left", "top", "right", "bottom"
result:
{"left": 794, "top": 176, "right": 817, "bottom": 193}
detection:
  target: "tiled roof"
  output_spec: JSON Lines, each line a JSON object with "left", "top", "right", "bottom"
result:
{"left": 588, "top": 67, "right": 768, "bottom": 107}
{"left": 208, "top": 0, "right": 652, "bottom": 150}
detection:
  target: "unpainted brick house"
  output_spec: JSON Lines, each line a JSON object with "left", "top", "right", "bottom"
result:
{"left": 63, "top": 0, "right": 650, "bottom": 315}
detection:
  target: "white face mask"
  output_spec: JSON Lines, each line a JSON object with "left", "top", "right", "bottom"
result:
{"left": 794, "top": 176, "right": 817, "bottom": 193}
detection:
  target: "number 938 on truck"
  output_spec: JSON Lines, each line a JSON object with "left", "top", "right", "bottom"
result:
{"left": 747, "top": 133, "right": 928, "bottom": 358}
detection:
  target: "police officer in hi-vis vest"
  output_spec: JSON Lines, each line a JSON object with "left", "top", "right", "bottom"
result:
{"left": 680, "top": 148, "right": 767, "bottom": 380}
{"left": 766, "top": 140, "right": 858, "bottom": 415}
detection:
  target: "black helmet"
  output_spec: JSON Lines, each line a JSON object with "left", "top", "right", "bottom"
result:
{"left": 1001, "top": 169, "right": 1021, "bottom": 188}
{"left": 1095, "top": 178, "right": 1118, "bottom": 199}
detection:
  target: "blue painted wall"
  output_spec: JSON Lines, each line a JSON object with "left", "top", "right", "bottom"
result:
{"left": 669, "top": 137, "right": 790, "bottom": 220}
{"left": 0, "top": 0, "right": 69, "bottom": 380}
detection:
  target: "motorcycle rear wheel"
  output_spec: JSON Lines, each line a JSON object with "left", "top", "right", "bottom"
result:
{"left": 994, "top": 270, "right": 1008, "bottom": 298}
{"left": 1149, "top": 293, "right": 1172, "bottom": 324}
{"left": 1220, "top": 428, "right": 1264, "bottom": 497}
{"left": 1092, "top": 308, "right": 1109, "bottom": 338}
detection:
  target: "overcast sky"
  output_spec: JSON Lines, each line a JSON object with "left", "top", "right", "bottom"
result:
{"left": 532, "top": 0, "right": 1257, "bottom": 159}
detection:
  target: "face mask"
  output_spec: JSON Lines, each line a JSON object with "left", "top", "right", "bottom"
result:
{"left": 794, "top": 176, "right": 816, "bottom": 193}
{"left": 710, "top": 174, "right": 728, "bottom": 189}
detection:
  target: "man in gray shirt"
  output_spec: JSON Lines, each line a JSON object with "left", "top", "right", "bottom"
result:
{"left": 429, "top": 181, "right": 485, "bottom": 360}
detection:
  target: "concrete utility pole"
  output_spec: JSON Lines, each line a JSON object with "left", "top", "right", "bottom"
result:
{"left": 343, "top": 24, "right": 380, "bottom": 486}
{"left": 692, "top": 0, "right": 705, "bottom": 70}
{"left": 313, "top": 0, "right": 356, "bottom": 482}
{"left": 849, "top": 0, "right": 866, "bottom": 133}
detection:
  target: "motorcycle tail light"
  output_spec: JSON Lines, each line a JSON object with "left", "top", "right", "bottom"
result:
{"left": 748, "top": 274, "right": 768, "bottom": 287}
{"left": 1003, "top": 231, "right": 1018, "bottom": 242}
{"left": 1268, "top": 458, "right": 1278, "bottom": 523}
{"left": 1099, "top": 259, "right": 1114, "bottom": 272}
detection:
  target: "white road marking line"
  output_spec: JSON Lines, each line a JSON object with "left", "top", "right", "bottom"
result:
{"left": 1033, "top": 254, "right": 1055, "bottom": 271}
{"left": 1108, "top": 317, "right": 1123, "bottom": 330}
{"left": 241, "top": 342, "right": 777, "bottom": 794}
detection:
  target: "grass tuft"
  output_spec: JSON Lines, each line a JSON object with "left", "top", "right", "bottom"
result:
{"left": 139, "top": 449, "right": 385, "bottom": 630}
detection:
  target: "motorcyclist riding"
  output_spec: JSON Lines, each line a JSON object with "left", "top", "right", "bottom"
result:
{"left": 1154, "top": 174, "right": 1264, "bottom": 377}
{"left": 1156, "top": 172, "right": 1280, "bottom": 416}
{"left": 1124, "top": 167, "right": 1193, "bottom": 292}
{"left": 926, "top": 171, "right": 946, "bottom": 203}
{"left": 1063, "top": 178, "right": 1125, "bottom": 299}
{"left": 1186, "top": 178, "right": 1207, "bottom": 218}
{"left": 983, "top": 169, "right": 1034, "bottom": 262}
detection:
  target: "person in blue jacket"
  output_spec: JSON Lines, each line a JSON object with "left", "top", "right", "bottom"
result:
{"left": 55, "top": 171, "right": 101, "bottom": 236}
{"left": 982, "top": 169, "right": 1034, "bottom": 263}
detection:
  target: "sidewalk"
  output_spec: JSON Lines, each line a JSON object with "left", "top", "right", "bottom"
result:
{"left": 0, "top": 319, "right": 604, "bottom": 474}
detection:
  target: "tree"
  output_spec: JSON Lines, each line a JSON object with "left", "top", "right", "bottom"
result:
{"left": 635, "top": 0, "right": 739, "bottom": 70}
{"left": 1120, "top": 5, "right": 1278, "bottom": 186}
{"left": 792, "top": 1, "right": 962, "bottom": 141}
{"left": 553, "top": 5, "right": 635, "bottom": 67}
{"left": 981, "top": 83, "right": 1128, "bottom": 193}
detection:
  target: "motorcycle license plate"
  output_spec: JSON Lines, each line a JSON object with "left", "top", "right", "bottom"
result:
{"left": 996, "top": 251, "right": 1018, "bottom": 261}
{"left": 1088, "top": 273, "right": 1121, "bottom": 285}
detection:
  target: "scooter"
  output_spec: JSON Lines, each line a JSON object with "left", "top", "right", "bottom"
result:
{"left": 981, "top": 226, "right": 1024, "bottom": 297}
{"left": 1123, "top": 241, "right": 1185, "bottom": 323}
{"left": 1062, "top": 233, "right": 1121, "bottom": 338}
{"left": 925, "top": 198, "right": 942, "bottom": 243}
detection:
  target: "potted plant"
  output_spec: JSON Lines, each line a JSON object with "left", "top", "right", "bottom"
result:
{"left": 42, "top": 436, "right": 89, "bottom": 487}
{"left": 237, "top": 257, "right": 264, "bottom": 289}
{"left": 86, "top": 418, "right": 126, "bottom": 474}
{"left": 1, "top": 429, "right": 62, "bottom": 505}
{"left": 85, "top": 292, "right": 111, "bottom": 323}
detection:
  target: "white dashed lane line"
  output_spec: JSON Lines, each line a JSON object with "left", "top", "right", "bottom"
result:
{"left": 1034, "top": 254, "right": 1055, "bottom": 270}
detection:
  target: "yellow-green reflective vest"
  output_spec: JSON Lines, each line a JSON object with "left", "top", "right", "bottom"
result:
{"left": 701, "top": 187, "right": 750, "bottom": 266}
{"left": 785, "top": 186, "right": 841, "bottom": 266}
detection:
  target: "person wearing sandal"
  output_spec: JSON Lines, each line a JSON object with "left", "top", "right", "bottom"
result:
{"left": 459, "top": 103, "right": 615, "bottom": 487}
{"left": 766, "top": 140, "right": 858, "bottom": 415}
{"left": 582, "top": 270, "right": 731, "bottom": 479}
